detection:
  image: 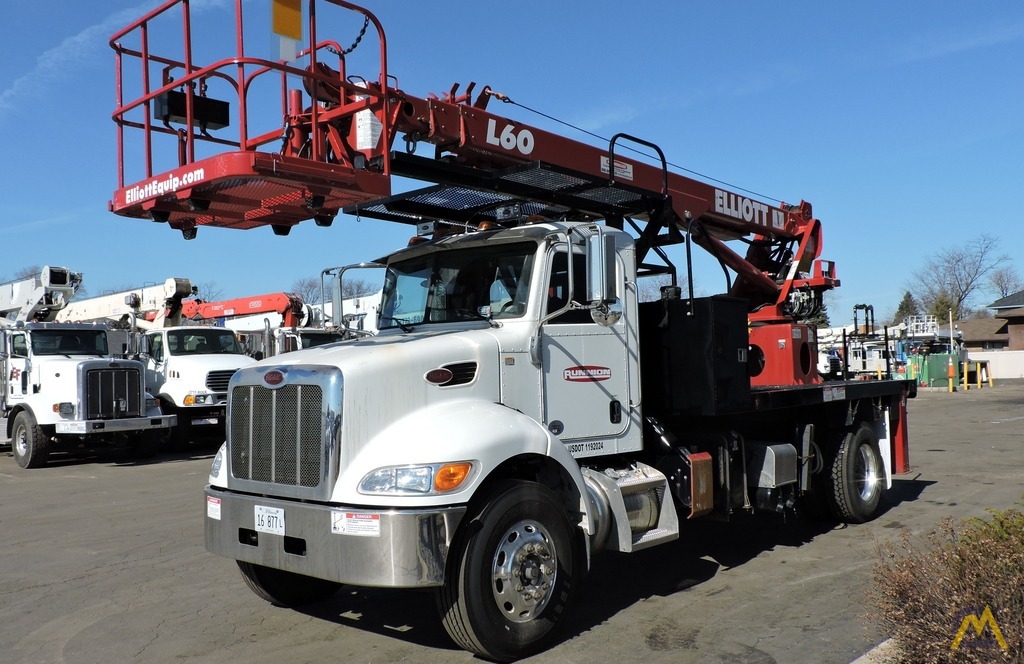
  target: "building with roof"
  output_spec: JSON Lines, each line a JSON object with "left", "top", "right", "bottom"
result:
{"left": 956, "top": 317, "right": 1009, "bottom": 351}
{"left": 988, "top": 290, "right": 1024, "bottom": 314}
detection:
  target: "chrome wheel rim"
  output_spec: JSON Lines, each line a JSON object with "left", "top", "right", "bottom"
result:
{"left": 490, "top": 519, "right": 557, "bottom": 623}
{"left": 13, "top": 425, "right": 28, "bottom": 458}
{"left": 855, "top": 444, "right": 879, "bottom": 502}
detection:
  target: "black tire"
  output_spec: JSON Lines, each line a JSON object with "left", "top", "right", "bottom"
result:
{"left": 797, "top": 490, "right": 834, "bottom": 522}
{"left": 129, "top": 431, "right": 161, "bottom": 459}
{"left": 11, "top": 411, "right": 51, "bottom": 469}
{"left": 436, "top": 480, "right": 578, "bottom": 661}
{"left": 162, "top": 406, "right": 190, "bottom": 452}
{"left": 798, "top": 440, "right": 835, "bottom": 522}
{"left": 237, "top": 561, "right": 341, "bottom": 607}
{"left": 827, "top": 423, "right": 884, "bottom": 523}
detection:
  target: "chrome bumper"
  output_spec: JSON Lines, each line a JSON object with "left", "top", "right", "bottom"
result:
{"left": 204, "top": 487, "right": 466, "bottom": 588}
{"left": 55, "top": 415, "right": 176, "bottom": 434}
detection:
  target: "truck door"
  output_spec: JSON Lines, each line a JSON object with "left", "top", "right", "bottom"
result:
{"left": 144, "top": 332, "right": 166, "bottom": 393}
{"left": 540, "top": 250, "right": 632, "bottom": 449}
{"left": 6, "top": 332, "right": 29, "bottom": 401}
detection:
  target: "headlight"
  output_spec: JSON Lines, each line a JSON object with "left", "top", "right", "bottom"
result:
{"left": 146, "top": 397, "right": 160, "bottom": 410}
{"left": 210, "top": 446, "right": 224, "bottom": 477}
{"left": 359, "top": 462, "right": 473, "bottom": 495}
{"left": 184, "top": 393, "right": 211, "bottom": 405}
{"left": 53, "top": 402, "right": 74, "bottom": 415}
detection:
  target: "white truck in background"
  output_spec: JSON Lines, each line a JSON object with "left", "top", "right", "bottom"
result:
{"left": 141, "top": 325, "right": 255, "bottom": 448}
{"left": 56, "top": 279, "right": 255, "bottom": 449}
{"left": 1, "top": 267, "right": 173, "bottom": 467}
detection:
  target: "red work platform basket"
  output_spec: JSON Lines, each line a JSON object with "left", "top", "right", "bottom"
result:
{"left": 109, "top": 0, "right": 394, "bottom": 239}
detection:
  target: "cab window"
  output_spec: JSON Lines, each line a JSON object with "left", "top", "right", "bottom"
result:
{"left": 545, "top": 251, "right": 591, "bottom": 324}
{"left": 149, "top": 334, "right": 164, "bottom": 362}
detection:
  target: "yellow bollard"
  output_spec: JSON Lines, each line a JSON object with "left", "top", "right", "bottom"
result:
{"left": 963, "top": 361, "right": 969, "bottom": 391}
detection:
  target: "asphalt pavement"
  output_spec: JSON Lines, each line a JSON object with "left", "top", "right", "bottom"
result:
{"left": 1, "top": 381, "right": 1022, "bottom": 663}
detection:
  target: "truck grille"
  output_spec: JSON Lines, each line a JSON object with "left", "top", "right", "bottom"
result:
{"left": 206, "top": 369, "right": 237, "bottom": 392}
{"left": 85, "top": 368, "right": 142, "bottom": 419}
{"left": 229, "top": 384, "right": 323, "bottom": 488}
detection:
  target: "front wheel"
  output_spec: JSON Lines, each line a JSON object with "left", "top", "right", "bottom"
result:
{"left": 161, "top": 405, "right": 190, "bottom": 452}
{"left": 436, "top": 480, "right": 578, "bottom": 661}
{"left": 11, "top": 411, "right": 51, "bottom": 469}
{"left": 128, "top": 430, "right": 161, "bottom": 459}
{"left": 828, "top": 423, "right": 884, "bottom": 523}
{"left": 237, "top": 562, "right": 341, "bottom": 607}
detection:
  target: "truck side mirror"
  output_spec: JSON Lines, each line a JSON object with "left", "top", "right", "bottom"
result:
{"left": 330, "top": 274, "right": 344, "bottom": 329}
{"left": 585, "top": 230, "right": 616, "bottom": 305}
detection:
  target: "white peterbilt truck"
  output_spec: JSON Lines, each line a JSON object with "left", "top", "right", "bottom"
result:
{"left": 203, "top": 220, "right": 913, "bottom": 661}
{"left": 108, "top": 2, "right": 915, "bottom": 658}
{"left": 1, "top": 267, "right": 173, "bottom": 467}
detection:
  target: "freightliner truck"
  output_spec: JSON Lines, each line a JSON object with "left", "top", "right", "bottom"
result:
{"left": 109, "top": 2, "right": 915, "bottom": 659}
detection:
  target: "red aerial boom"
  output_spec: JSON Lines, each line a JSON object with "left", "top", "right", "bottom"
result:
{"left": 182, "top": 292, "right": 309, "bottom": 328}
{"left": 109, "top": 0, "right": 838, "bottom": 384}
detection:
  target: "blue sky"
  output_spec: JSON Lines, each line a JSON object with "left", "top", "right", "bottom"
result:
{"left": 2, "top": 1, "right": 1022, "bottom": 324}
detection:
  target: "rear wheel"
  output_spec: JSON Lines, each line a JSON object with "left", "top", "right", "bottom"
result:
{"left": 436, "top": 480, "right": 578, "bottom": 661}
{"left": 237, "top": 562, "right": 341, "bottom": 607}
{"left": 828, "top": 423, "right": 883, "bottom": 523}
{"left": 11, "top": 411, "right": 51, "bottom": 469}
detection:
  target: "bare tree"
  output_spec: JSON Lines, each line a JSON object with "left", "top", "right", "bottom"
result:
{"left": 346, "top": 279, "right": 379, "bottom": 297}
{"left": 636, "top": 274, "right": 674, "bottom": 303}
{"left": 290, "top": 277, "right": 322, "bottom": 303}
{"left": 193, "top": 280, "right": 223, "bottom": 302}
{"left": 13, "top": 265, "right": 42, "bottom": 280}
{"left": 988, "top": 266, "right": 1024, "bottom": 300}
{"left": 1, "top": 265, "right": 42, "bottom": 282}
{"left": 291, "top": 275, "right": 378, "bottom": 304}
{"left": 910, "top": 234, "right": 1008, "bottom": 321}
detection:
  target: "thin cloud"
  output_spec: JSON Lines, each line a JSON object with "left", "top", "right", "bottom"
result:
{"left": 895, "top": 21, "right": 1024, "bottom": 63}
{"left": 0, "top": 0, "right": 230, "bottom": 115}
{"left": 5, "top": 214, "right": 75, "bottom": 234}
{"left": 570, "top": 105, "right": 644, "bottom": 135}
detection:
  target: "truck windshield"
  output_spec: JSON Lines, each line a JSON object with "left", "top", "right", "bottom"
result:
{"left": 30, "top": 329, "right": 108, "bottom": 356}
{"left": 167, "top": 329, "right": 243, "bottom": 355}
{"left": 379, "top": 241, "right": 537, "bottom": 330}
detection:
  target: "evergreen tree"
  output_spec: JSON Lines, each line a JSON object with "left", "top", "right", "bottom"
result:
{"left": 927, "top": 291, "right": 958, "bottom": 321}
{"left": 805, "top": 300, "right": 831, "bottom": 328}
{"left": 892, "top": 291, "right": 920, "bottom": 325}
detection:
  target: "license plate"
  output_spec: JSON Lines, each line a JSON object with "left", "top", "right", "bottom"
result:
{"left": 254, "top": 505, "right": 285, "bottom": 536}
{"left": 192, "top": 417, "right": 219, "bottom": 426}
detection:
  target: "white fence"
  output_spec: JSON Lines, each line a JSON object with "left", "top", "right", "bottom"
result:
{"left": 968, "top": 350, "right": 1024, "bottom": 379}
